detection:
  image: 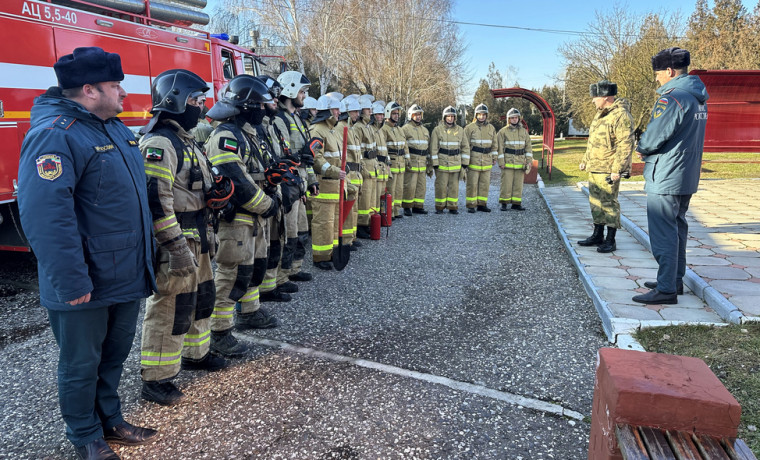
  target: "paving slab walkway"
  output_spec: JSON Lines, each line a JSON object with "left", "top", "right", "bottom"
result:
{"left": 540, "top": 177, "right": 760, "bottom": 345}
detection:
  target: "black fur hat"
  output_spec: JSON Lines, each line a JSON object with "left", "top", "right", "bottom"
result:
{"left": 54, "top": 47, "right": 124, "bottom": 89}
{"left": 589, "top": 80, "right": 617, "bottom": 98}
{"left": 651, "top": 47, "right": 691, "bottom": 71}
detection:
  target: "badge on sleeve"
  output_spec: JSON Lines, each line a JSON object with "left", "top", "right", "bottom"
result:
{"left": 220, "top": 137, "right": 238, "bottom": 152}
{"left": 653, "top": 97, "right": 669, "bottom": 119}
{"left": 36, "top": 154, "right": 63, "bottom": 181}
{"left": 145, "top": 147, "right": 164, "bottom": 161}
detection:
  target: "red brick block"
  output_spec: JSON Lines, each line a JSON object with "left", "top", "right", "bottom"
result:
{"left": 524, "top": 160, "right": 539, "bottom": 184}
{"left": 588, "top": 348, "right": 741, "bottom": 460}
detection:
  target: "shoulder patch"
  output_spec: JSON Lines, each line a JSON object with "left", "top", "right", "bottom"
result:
{"left": 653, "top": 97, "right": 669, "bottom": 119}
{"left": 145, "top": 147, "right": 164, "bottom": 161}
{"left": 36, "top": 154, "right": 63, "bottom": 181}
{"left": 51, "top": 116, "right": 76, "bottom": 130}
{"left": 219, "top": 137, "right": 239, "bottom": 152}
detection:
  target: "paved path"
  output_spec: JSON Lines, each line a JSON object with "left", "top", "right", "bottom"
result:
{"left": 541, "top": 178, "right": 760, "bottom": 345}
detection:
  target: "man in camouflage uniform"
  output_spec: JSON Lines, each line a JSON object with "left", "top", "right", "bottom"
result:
{"left": 139, "top": 69, "right": 226, "bottom": 406}
{"left": 578, "top": 80, "right": 634, "bottom": 253}
{"left": 463, "top": 103, "right": 497, "bottom": 212}
{"left": 430, "top": 106, "right": 469, "bottom": 214}
{"left": 402, "top": 104, "right": 430, "bottom": 215}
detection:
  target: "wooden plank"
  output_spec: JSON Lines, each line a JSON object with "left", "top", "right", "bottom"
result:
{"left": 639, "top": 426, "right": 677, "bottom": 460}
{"left": 694, "top": 434, "right": 731, "bottom": 460}
{"left": 616, "top": 424, "right": 650, "bottom": 460}
{"left": 665, "top": 430, "right": 701, "bottom": 460}
{"left": 723, "top": 438, "right": 759, "bottom": 460}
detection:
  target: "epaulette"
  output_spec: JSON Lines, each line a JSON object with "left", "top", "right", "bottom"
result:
{"left": 52, "top": 116, "right": 76, "bottom": 130}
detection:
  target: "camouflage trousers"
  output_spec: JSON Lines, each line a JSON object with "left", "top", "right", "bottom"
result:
{"left": 588, "top": 172, "right": 621, "bottom": 228}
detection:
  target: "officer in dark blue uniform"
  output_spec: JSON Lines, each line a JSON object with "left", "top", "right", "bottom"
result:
{"left": 17, "top": 47, "right": 158, "bottom": 460}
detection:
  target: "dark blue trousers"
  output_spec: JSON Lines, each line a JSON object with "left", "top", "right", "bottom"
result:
{"left": 646, "top": 193, "right": 692, "bottom": 294}
{"left": 47, "top": 300, "right": 140, "bottom": 447}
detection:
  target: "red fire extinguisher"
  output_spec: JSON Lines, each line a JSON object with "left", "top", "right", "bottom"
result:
{"left": 380, "top": 192, "right": 392, "bottom": 227}
{"left": 370, "top": 213, "right": 381, "bottom": 240}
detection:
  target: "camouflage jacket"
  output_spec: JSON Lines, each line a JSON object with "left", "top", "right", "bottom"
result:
{"left": 582, "top": 98, "right": 634, "bottom": 174}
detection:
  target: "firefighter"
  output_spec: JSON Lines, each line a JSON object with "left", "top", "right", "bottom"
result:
{"left": 138, "top": 69, "right": 226, "bottom": 406}
{"left": 309, "top": 94, "right": 346, "bottom": 270}
{"left": 496, "top": 108, "right": 533, "bottom": 211}
{"left": 430, "top": 106, "right": 469, "bottom": 214}
{"left": 370, "top": 101, "right": 390, "bottom": 216}
{"left": 337, "top": 96, "right": 363, "bottom": 248}
{"left": 578, "top": 80, "right": 634, "bottom": 253}
{"left": 381, "top": 101, "right": 408, "bottom": 218}
{"left": 402, "top": 104, "right": 430, "bottom": 215}
{"left": 256, "top": 75, "right": 301, "bottom": 301}
{"left": 301, "top": 96, "right": 318, "bottom": 124}
{"left": 205, "top": 75, "right": 280, "bottom": 357}
{"left": 274, "top": 71, "right": 318, "bottom": 283}
{"left": 355, "top": 94, "right": 379, "bottom": 239}
{"left": 463, "top": 103, "right": 497, "bottom": 212}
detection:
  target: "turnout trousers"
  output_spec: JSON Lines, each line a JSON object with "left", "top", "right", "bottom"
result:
{"left": 466, "top": 165, "right": 491, "bottom": 208}
{"left": 48, "top": 299, "right": 140, "bottom": 447}
{"left": 358, "top": 159, "right": 378, "bottom": 227}
{"left": 435, "top": 169, "right": 461, "bottom": 211}
{"left": 499, "top": 166, "right": 526, "bottom": 206}
{"left": 277, "top": 195, "right": 310, "bottom": 285}
{"left": 647, "top": 193, "right": 692, "bottom": 295}
{"left": 403, "top": 155, "right": 427, "bottom": 209}
{"left": 141, "top": 237, "right": 214, "bottom": 381}
{"left": 311, "top": 184, "right": 340, "bottom": 263}
{"left": 387, "top": 155, "right": 405, "bottom": 216}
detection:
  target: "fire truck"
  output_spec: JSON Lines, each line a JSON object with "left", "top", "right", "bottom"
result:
{"left": 0, "top": 0, "right": 280, "bottom": 252}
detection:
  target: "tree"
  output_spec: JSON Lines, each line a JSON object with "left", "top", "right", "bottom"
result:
{"left": 539, "top": 84, "right": 571, "bottom": 138}
{"left": 686, "top": 0, "right": 760, "bottom": 69}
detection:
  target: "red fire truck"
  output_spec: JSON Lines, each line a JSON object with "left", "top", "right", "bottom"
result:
{"left": 0, "top": 0, "right": 277, "bottom": 251}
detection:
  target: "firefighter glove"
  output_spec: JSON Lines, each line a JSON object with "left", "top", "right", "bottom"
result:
{"left": 405, "top": 158, "right": 411, "bottom": 170}
{"left": 426, "top": 166, "right": 434, "bottom": 178}
{"left": 308, "top": 182, "right": 319, "bottom": 196}
{"left": 167, "top": 241, "right": 198, "bottom": 277}
{"left": 525, "top": 159, "right": 532, "bottom": 174}
{"left": 459, "top": 168, "right": 467, "bottom": 182}
{"left": 261, "top": 193, "right": 280, "bottom": 219}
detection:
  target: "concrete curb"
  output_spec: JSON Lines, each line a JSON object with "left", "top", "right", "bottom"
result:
{"left": 576, "top": 183, "right": 745, "bottom": 324}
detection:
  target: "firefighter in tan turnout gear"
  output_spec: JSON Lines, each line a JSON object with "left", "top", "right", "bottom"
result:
{"left": 430, "top": 106, "right": 469, "bottom": 214}
{"left": 381, "top": 101, "right": 408, "bottom": 218}
{"left": 370, "top": 101, "right": 390, "bottom": 214}
{"left": 336, "top": 96, "right": 363, "bottom": 248}
{"left": 139, "top": 69, "right": 226, "bottom": 406}
{"left": 402, "top": 104, "right": 430, "bottom": 215}
{"left": 497, "top": 108, "right": 532, "bottom": 211}
{"left": 205, "top": 75, "right": 280, "bottom": 357}
{"left": 463, "top": 103, "right": 497, "bottom": 212}
{"left": 309, "top": 94, "right": 346, "bottom": 270}
{"left": 355, "top": 95, "right": 379, "bottom": 239}
{"left": 578, "top": 80, "right": 634, "bottom": 253}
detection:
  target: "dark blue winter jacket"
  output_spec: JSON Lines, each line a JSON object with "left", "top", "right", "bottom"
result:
{"left": 637, "top": 74, "right": 709, "bottom": 195}
{"left": 18, "top": 87, "right": 156, "bottom": 311}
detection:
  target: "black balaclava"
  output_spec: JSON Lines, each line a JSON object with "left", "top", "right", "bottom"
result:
{"left": 246, "top": 107, "right": 266, "bottom": 126}
{"left": 163, "top": 105, "right": 201, "bottom": 131}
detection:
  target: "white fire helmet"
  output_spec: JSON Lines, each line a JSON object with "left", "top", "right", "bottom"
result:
{"left": 324, "top": 92, "right": 344, "bottom": 102}
{"left": 341, "top": 95, "right": 361, "bottom": 113}
{"left": 507, "top": 108, "right": 521, "bottom": 118}
{"left": 371, "top": 101, "right": 385, "bottom": 115}
{"left": 277, "top": 71, "right": 311, "bottom": 99}
{"left": 302, "top": 96, "right": 318, "bottom": 110}
{"left": 384, "top": 101, "right": 402, "bottom": 118}
{"left": 316, "top": 94, "right": 341, "bottom": 111}
{"left": 442, "top": 105, "right": 457, "bottom": 119}
{"left": 474, "top": 103, "right": 489, "bottom": 114}
{"left": 358, "top": 94, "right": 374, "bottom": 110}
{"left": 407, "top": 104, "right": 423, "bottom": 120}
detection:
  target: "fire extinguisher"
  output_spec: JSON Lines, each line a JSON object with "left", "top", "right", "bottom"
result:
{"left": 370, "top": 213, "right": 381, "bottom": 240}
{"left": 380, "top": 192, "right": 392, "bottom": 227}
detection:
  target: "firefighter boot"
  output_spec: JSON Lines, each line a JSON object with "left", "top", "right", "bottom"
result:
{"left": 404, "top": 208, "right": 413, "bottom": 217}
{"left": 260, "top": 288, "right": 292, "bottom": 302}
{"left": 412, "top": 208, "right": 428, "bottom": 214}
{"left": 577, "top": 224, "right": 604, "bottom": 246}
{"left": 210, "top": 329, "right": 249, "bottom": 357}
{"left": 597, "top": 227, "right": 617, "bottom": 253}
{"left": 501, "top": 203, "right": 508, "bottom": 211}
{"left": 278, "top": 281, "right": 299, "bottom": 293}
{"left": 357, "top": 226, "right": 372, "bottom": 239}
{"left": 289, "top": 271, "right": 313, "bottom": 282}
{"left": 511, "top": 204, "right": 525, "bottom": 211}
{"left": 181, "top": 353, "right": 227, "bottom": 372}
{"left": 235, "top": 308, "right": 279, "bottom": 329}
{"left": 314, "top": 261, "right": 334, "bottom": 270}
{"left": 141, "top": 380, "right": 184, "bottom": 406}
{"left": 477, "top": 205, "right": 491, "bottom": 212}
{"left": 467, "top": 208, "right": 476, "bottom": 213}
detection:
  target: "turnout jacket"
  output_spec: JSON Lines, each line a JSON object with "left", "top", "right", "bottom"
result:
{"left": 496, "top": 122, "right": 533, "bottom": 169}
{"left": 581, "top": 99, "right": 634, "bottom": 174}
{"left": 638, "top": 74, "right": 709, "bottom": 195}
{"left": 17, "top": 88, "right": 155, "bottom": 310}
{"left": 310, "top": 116, "right": 344, "bottom": 202}
{"left": 463, "top": 121, "right": 497, "bottom": 170}
{"left": 402, "top": 121, "right": 430, "bottom": 172}
{"left": 430, "top": 121, "right": 469, "bottom": 171}
{"left": 273, "top": 102, "right": 318, "bottom": 190}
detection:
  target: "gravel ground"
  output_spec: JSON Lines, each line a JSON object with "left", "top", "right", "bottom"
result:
{"left": 0, "top": 170, "right": 609, "bottom": 459}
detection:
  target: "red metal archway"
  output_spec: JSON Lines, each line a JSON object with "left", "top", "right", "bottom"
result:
{"left": 491, "top": 87, "right": 556, "bottom": 179}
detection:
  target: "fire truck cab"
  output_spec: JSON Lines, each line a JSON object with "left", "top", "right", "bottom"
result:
{"left": 0, "top": 0, "right": 269, "bottom": 251}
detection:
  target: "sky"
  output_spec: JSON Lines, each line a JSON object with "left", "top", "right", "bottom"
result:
{"left": 203, "top": 0, "right": 756, "bottom": 104}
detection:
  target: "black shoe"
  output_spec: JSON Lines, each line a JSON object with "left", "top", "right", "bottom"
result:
{"left": 141, "top": 380, "right": 184, "bottom": 406}
{"left": 314, "top": 261, "right": 334, "bottom": 270}
{"left": 412, "top": 208, "right": 428, "bottom": 214}
{"left": 278, "top": 281, "right": 299, "bottom": 293}
{"left": 260, "top": 288, "right": 291, "bottom": 302}
{"left": 352, "top": 240, "right": 362, "bottom": 247}
{"left": 449, "top": 209, "right": 459, "bottom": 215}
{"left": 75, "top": 438, "right": 119, "bottom": 460}
{"left": 644, "top": 281, "right": 684, "bottom": 295}
{"left": 632, "top": 289, "right": 678, "bottom": 305}
{"left": 477, "top": 205, "right": 491, "bottom": 212}
{"left": 403, "top": 208, "right": 413, "bottom": 216}
{"left": 235, "top": 307, "right": 279, "bottom": 329}
{"left": 511, "top": 204, "right": 525, "bottom": 211}
{"left": 210, "top": 329, "right": 249, "bottom": 357}
{"left": 435, "top": 209, "right": 444, "bottom": 214}
{"left": 181, "top": 353, "right": 227, "bottom": 372}
{"left": 104, "top": 421, "right": 158, "bottom": 446}
{"left": 501, "top": 204, "right": 508, "bottom": 211}
{"left": 597, "top": 227, "right": 617, "bottom": 253}
{"left": 578, "top": 224, "right": 605, "bottom": 246}
{"left": 349, "top": 244, "right": 358, "bottom": 252}
{"left": 467, "top": 208, "right": 476, "bottom": 213}
{"left": 357, "top": 226, "right": 372, "bottom": 239}
{"left": 288, "top": 271, "right": 312, "bottom": 282}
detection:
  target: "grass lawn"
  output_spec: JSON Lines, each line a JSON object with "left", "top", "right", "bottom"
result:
{"left": 533, "top": 139, "right": 760, "bottom": 186}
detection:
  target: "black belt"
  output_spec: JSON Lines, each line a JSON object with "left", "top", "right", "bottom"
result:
{"left": 409, "top": 147, "right": 427, "bottom": 156}
{"left": 363, "top": 150, "right": 377, "bottom": 159}
{"left": 504, "top": 148, "right": 525, "bottom": 156}
{"left": 346, "top": 162, "right": 360, "bottom": 172}
{"left": 377, "top": 155, "right": 388, "bottom": 163}
{"left": 387, "top": 148, "right": 401, "bottom": 156}
{"left": 439, "top": 148, "right": 460, "bottom": 156}
{"left": 472, "top": 146, "right": 491, "bottom": 154}
{"left": 176, "top": 210, "right": 209, "bottom": 253}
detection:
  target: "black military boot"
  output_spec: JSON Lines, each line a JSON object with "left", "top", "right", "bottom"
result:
{"left": 467, "top": 207, "right": 476, "bottom": 213}
{"left": 260, "top": 288, "right": 291, "bottom": 302}
{"left": 357, "top": 226, "right": 372, "bottom": 239}
{"left": 449, "top": 209, "right": 459, "bottom": 214}
{"left": 235, "top": 307, "right": 278, "bottom": 329}
{"left": 278, "top": 281, "right": 298, "bottom": 293}
{"left": 501, "top": 203, "right": 508, "bottom": 211}
{"left": 577, "top": 224, "right": 604, "bottom": 246}
{"left": 404, "top": 207, "right": 413, "bottom": 216}
{"left": 435, "top": 209, "right": 444, "bottom": 214}
{"left": 141, "top": 380, "right": 184, "bottom": 406}
{"left": 314, "top": 260, "right": 334, "bottom": 270}
{"left": 210, "top": 329, "right": 249, "bottom": 357}
{"left": 597, "top": 227, "right": 617, "bottom": 253}
{"left": 412, "top": 207, "right": 428, "bottom": 214}
{"left": 181, "top": 353, "right": 227, "bottom": 372}
{"left": 511, "top": 204, "right": 525, "bottom": 211}
{"left": 289, "top": 271, "right": 313, "bottom": 282}
{"left": 477, "top": 205, "right": 491, "bottom": 212}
